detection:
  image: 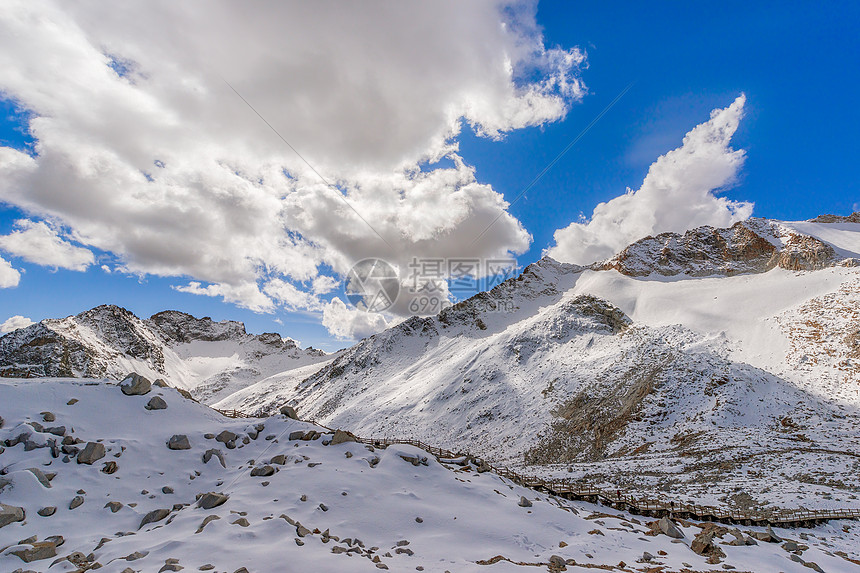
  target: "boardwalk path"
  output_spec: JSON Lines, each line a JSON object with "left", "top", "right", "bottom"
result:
{"left": 215, "top": 408, "right": 860, "bottom": 528}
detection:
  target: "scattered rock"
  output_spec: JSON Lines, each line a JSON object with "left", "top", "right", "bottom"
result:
{"left": 146, "top": 396, "right": 168, "bottom": 410}
{"left": 232, "top": 517, "right": 250, "bottom": 527}
{"left": 69, "top": 496, "right": 85, "bottom": 510}
{"left": 250, "top": 465, "right": 275, "bottom": 477}
{"left": 280, "top": 405, "right": 298, "bottom": 419}
{"left": 102, "top": 461, "right": 119, "bottom": 474}
{"left": 751, "top": 525, "right": 782, "bottom": 543}
{"left": 26, "top": 467, "right": 52, "bottom": 488}
{"left": 140, "top": 508, "right": 171, "bottom": 528}
{"left": 202, "top": 448, "right": 226, "bottom": 468}
{"left": 105, "top": 501, "right": 123, "bottom": 513}
{"left": 37, "top": 506, "right": 56, "bottom": 517}
{"left": 270, "top": 454, "right": 287, "bottom": 465}
{"left": 120, "top": 373, "right": 152, "bottom": 396}
{"left": 196, "top": 515, "right": 221, "bottom": 533}
{"left": 67, "top": 398, "right": 78, "bottom": 405}
{"left": 168, "top": 435, "right": 191, "bottom": 450}
{"left": 162, "top": 486, "right": 174, "bottom": 494}
{"left": 8, "top": 541, "right": 58, "bottom": 562}
{"left": 197, "top": 492, "right": 229, "bottom": 510}
{"left": 77, "top": 442, "right": 106, "bottom": 464}
{"left": 296, "top": 524, "right": 311, "bottom": 537}
{"left": 216, "top": 430, "right": 238, "bottom": 444}
{"left": 154, "top": 378, "right": 169, "bottom": 387}
{"left": 657, "top": 516, "right": 684, "bottom": 539}
{"left": 0, "top": 503, "right": 25, "bottom": 528}
{"left": 126, "top": 550, "right": 149, "bottom": 561}
{"left": 518, "top": 496, "right": 532, "bottom": 507}
{"left": 330, "top": 429, "right": 357, "bottom": 445}
{"left": 40, "top": 412, "right": 55, "bottom": 422}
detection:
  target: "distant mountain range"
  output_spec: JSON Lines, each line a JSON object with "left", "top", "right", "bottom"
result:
{"left": 2, "top": 213, "right": 859, "bottom": 507}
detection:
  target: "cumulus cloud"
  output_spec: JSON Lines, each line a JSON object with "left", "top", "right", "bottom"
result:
{"left": 1, "top": 315, "right": 34, "bottom": 333}
{"left": 0, "top": 0, "right": 586, "bottom": 337}
{"left": 0, "top": 219, "right": 95, "bottom": 271}
{"left": 547, "top": 95, "right": 752, "bottom": 265}
{"left": 322, "top": 297, "right": 393, "bottom": 340}
{"left": 0, "top": 256, "right": 20, "bottom": 288}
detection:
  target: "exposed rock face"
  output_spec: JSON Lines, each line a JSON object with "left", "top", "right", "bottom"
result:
{"left": 0, "top": 305, "right": 324, "bottom": 397}
{"left": 808, "top": 211, "right": 860, "bottom": 223}
{"left": 0, "top": 305, "right": 166, "bottom": 378}
{"left": 597, "top": 219, "right": 839, "bottom": 277}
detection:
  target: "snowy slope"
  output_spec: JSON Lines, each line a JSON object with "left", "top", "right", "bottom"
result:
{"left": 0, "top": 307, "right": 333, "bottom": 403}
{"left": 1, "top": 378, "right": 858, "bottom": 573}
{"left": 213, "top": 216, "right": 860, "bottom": 508}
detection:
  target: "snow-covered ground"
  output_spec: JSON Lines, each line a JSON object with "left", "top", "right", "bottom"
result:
{"left": 2, "top": 378, "right": 859, "bottom": 573}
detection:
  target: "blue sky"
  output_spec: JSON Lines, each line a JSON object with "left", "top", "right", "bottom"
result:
{"left": 0, "top": 1, "right": 858, "bottom": 350}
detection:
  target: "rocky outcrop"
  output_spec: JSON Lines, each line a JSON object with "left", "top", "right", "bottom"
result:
{"left": 597, "top": 219, "right": 840, "bottom": 277}
{"left": 808, "top": 212, "right": 860, "bottom": 223}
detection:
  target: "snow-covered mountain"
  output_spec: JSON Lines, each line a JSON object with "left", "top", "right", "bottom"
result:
{"left": 214, "top": 214, "right": 860, "bottom": 507}
{"left": 3, "top": 214, "right": 859, "bottom": 510}
{"left": 0, "top": 306, "right": 332, "bottom": 403}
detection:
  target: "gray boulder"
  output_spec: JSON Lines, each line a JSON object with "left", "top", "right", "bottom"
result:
{"left": 145, "top": 396, "right": 168, "bottom": 410}
{"left": 202, "top": 448, "right": 226, "bottom": 467}
{"left": 197, "top": 492, "right": 229, "bottom": 510}
{"left": 26, "top": 467, "right": 52, "bottom": 488}
{"left": 139, "top": 508, "right": 171, "bottom": 529}
{"left": 250, "top": 465, "right": 275, "bottom": 477}
{"left": 280, "top": 405, "right": 299, "bottom": 419}
{"left": 69, "top": 495, "right": 85, "bottom": 510}
{"left": 105, "top": 501, "right": 123, "bottom": 513}
{"left": 167, "top": 435, "right": 191, "bottom": 450}
{"left": 120, "top": 373, "right": 152, "bottom": 396}
{"left": 77, "top": 442, "right": 106, "bottom": 464}
{"left": 518, "top": 496, "right": 532, "bottom": 508}
{"left": 657, "top": 516, "right": 684, "bottom": 538}
{"left": 38, "top": 506, "right": 57, "bottom": 517}
{"left": 330, "top": 429, "right": 357, "bottom": 445}
{"left": 216, "top": 430, "right": 238, "bottom": 444}
{"left": 0, "top": 503, "right": 25, "bottom": 528}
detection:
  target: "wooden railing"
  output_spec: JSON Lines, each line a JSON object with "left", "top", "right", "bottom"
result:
{"left": 217, "top": 412, "right": 860, "bottom": 527}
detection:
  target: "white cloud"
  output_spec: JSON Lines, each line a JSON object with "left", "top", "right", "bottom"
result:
{"left": 547, "top": 95, "right": 752, "bottom": 265}
{"left": 322, "top": 297, "right": 393, "bottom": 341}
{"left": 0, "top": 0, "right": 586, "bottom": 337}
{"left": 172, "top": 281, "right": 273, "bottom": 312}
{"left": 0, "top": 256, "right": 21, "bottom": 288}
{"left": 0, "top": 219, "right": 95, "bottom": 271}
{"left": 1, "top": 315, "right": 34, "bottom": 333}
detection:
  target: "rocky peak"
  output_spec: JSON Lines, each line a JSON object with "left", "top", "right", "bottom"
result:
{"left": 147, "top": 310, "right": 247, "bottom": 343}
{"left": 808, "top": 212, "right": 860, "bottom": 223}
{"left": 597, "top": 219, "right": 839, "bottom": 277}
